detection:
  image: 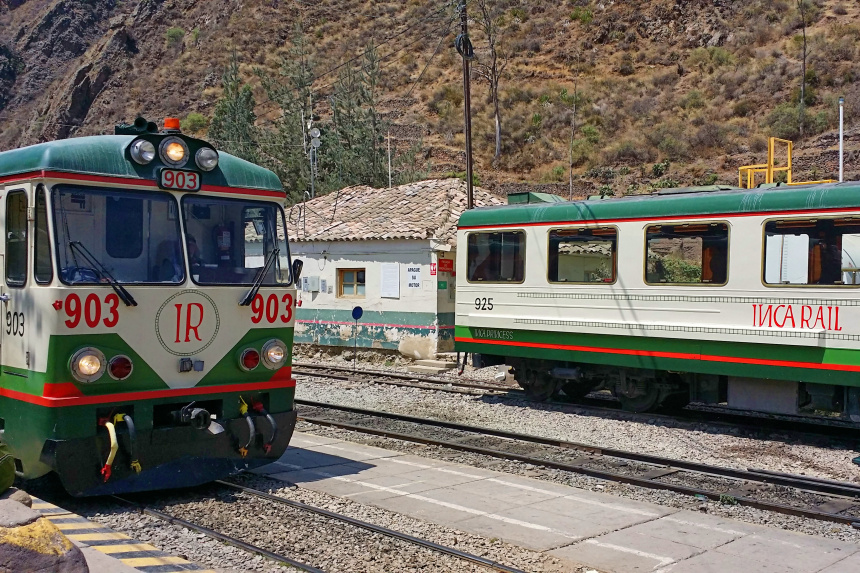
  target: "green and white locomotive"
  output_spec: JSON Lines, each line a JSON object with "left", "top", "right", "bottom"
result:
{"left": 0, "top": 118, "right": 300, "bottom": 496}
{"left": 456, "top": 184, "right": 860, "bottom": 421}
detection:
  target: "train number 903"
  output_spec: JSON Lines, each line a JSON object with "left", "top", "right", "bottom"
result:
{"left": 475, "top": 297, "right": 494, "bottom": 311}
{"left": 6, "top": 311, "right": 23, "bottom": 336}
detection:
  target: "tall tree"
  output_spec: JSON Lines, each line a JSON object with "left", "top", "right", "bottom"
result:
{"left": 324, "top": 45, "right": 389, "bottom": 190}
{"left": 255, "top": 24, "right": 315, "bottom": 203}
{"left": 473, "top": 0, "right": 510, "bottom": 165}
{"left": 208, "top": 52, "right": 258, "bottom": 163}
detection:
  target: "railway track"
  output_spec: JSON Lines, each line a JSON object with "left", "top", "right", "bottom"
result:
{"left": 114, "top": 482, "right": 529, "bottom": 573}
{"left": 294, "top": 362, "right": 860, "bottom": 440}
{"left": 295, "top": 399, "right": 860, "bottom": 528}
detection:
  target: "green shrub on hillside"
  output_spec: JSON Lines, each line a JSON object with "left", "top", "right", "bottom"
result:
{"left": 569, "top": 7, "right": 593, "bottom": 25}
{"left": 165, "top": 27, "right": 185, "bottom": 49}
{"left": 181, "top": 113, "right": 208, "bottom": 133}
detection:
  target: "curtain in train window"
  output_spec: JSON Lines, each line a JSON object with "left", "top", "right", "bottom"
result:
{"left": 645, "top": 223, "right": 728, "bottom": 285}
{"left": 5, "top": 191, "right": 27, "bottom": 287}
{"left": 764, "top": 218, "right": 860, "bottom": 285}
{"left": 548, "top": 228, "right": 616, "bottom": 283}
{"left": 467, "top": 231, "right": 525, "bottom": 282}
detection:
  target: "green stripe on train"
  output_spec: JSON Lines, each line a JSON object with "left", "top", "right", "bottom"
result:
{"left": 457, "top": 181, "right": 860, "bottom": 228}
{"left": 454, "top": 325, "right": 860, "bottom": 386}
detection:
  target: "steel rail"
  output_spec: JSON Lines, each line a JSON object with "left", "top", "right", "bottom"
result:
{"left": 217, "top": 480, "right": 529, "bottom": 573}
{"left": 112, "top": 495, "right": 324, "bottom": 573}
{"left": 293, "top": 368, "right": 502, "bottom": 396}
{"left": 295, "top": 400, "right": 860, "bottom": 526}
{"left": 293, "top": 361, "right": 515, "bottom": 393}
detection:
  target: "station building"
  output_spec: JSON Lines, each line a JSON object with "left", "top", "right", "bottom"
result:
{"left": 288, "top": 178, "right": 503, "bottom": 358}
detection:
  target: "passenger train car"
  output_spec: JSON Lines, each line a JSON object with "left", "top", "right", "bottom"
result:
{"left": 0, "top": 118, "right": 301, "bottom": 495}
{"left": 455, "top": 184, "right": 860, "bottom": 421}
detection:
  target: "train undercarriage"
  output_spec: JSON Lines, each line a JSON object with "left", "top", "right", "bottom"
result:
{"left": 476, "top": 354, "right": 860, "bottom": 422}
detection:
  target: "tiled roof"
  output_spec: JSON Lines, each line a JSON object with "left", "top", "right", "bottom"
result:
{"left": 289, "top": 178, "right": 504, "bottom": 244}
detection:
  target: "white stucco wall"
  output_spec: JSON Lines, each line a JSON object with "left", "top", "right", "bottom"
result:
{"left": 289, "top": 239, "right": 456, "bottom": 357}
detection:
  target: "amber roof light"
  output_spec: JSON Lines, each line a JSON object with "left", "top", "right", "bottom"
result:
{"left": 164, "top": 117, "right": 181, "bottom": 130}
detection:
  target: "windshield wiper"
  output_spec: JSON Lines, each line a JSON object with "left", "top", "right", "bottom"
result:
{"left": 240, "top": 248, "right": 279, "bottom": 306}
{"left": 69, "top": 242, "right": 138, "bottom": 307}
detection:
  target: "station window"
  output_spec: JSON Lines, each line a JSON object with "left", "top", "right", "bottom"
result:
{"left": 5, "top": 191, "right": 27, "bottom": 287}
{"left": 549, "top": 227, "right": 616, "bottom": 284}
{"left": 764, "top": 218, "right": 860, "bottom": 286}
{"left": 466, "top": 231, "right": 525, "bottom": 283}
{"left": 339, "top": 269, "right": 365, "bottom": 298}
{"left": 645, "top": 222, "right": 728, "bottom": 285}
{"left": 34, "top": 186, "right": 53, "bottom": 284}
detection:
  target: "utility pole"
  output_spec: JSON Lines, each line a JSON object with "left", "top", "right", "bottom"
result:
{"left": 456, "top": 1, "right": 475, "bottom": 209}
{"left": 839, "top": 96, "right": 845, "bottom": 183}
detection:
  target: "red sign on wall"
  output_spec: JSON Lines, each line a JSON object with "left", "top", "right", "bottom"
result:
{"left": 438, "top": 258, "right": 454, "bottom": 273}
{"left": 430, "top": 263, "right": 437, "bottom": 276}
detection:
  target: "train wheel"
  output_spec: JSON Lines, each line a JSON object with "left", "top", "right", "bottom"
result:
{"left": 521, "top": 369, "right": 557, "bottom": 402}
{"left": 561, "top": 381, "right": 592, "bottom": 401}
{"left": 617, "top": 380, "right": 661, "bottom": 412}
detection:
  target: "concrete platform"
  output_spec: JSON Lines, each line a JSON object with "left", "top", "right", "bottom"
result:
{"left": 31, "top": 497, "right": 216, "bottom": 573}
{"left": 261, "top": 432, "right": 860, "bottom": 572}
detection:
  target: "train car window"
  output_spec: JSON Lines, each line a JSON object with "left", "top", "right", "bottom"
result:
{"left": 548, "top": 228, "right": 616, "bottom": 284}
{"left": 763, "top": 218, "right": 860, "bottom": 286}
{"left": 182, "top": 195, "right": 290, "bottom": 285}
{"left": 105, "top": 197, "right": 143, "bottom": 258}
{"left": 52, "top": 186, "right": 183, "bottom": 285}
{"left": 34, "top": 186, "right": 53, "bottom": 284}
{"left": 5, "top": 191, "right": 27, "bottom": 287}
{"left": 645, "top": 222, "right": 728, "bottom": 285}
{"left": 338, "top": 268, "right": 365, "bottom": 298}
{"left": 467, "top": 231, "right": 525, "bottom": 283}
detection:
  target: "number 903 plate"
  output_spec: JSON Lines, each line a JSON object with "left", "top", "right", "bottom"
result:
{"left": 159, "top": 168, "right": 201, "bottom": 191}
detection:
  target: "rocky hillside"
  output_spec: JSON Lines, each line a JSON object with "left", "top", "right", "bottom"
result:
{"left": 1, "top": 0, "right": 858, "bottom": 197}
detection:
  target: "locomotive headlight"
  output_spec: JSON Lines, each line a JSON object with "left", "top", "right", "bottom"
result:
{"left": 159, "top": 136, "right": 189, "bottom": 167}
{"left": 262, "top": 339, "right": 287, "bottom": 369}
{"left": 195, "top": 147, "right": 219, "bottom": 171}
{"left": 70, "top": 347, "right": 106, "bottom": 383}
{"left": 129, "top": 139, "right": 156, "bottom": 164}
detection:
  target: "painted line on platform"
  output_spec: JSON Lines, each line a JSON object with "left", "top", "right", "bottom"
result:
{"left": 33, "top": 498, "right": 217, "bottom": 573}
{"left": 583, "top": 538, "right": 676, "bottom": 568}
{"left": 383, "top": 454, "right": 662, "bottom": 517}
{"left": 278, "top": 462, "right": 582, "bottom": 539}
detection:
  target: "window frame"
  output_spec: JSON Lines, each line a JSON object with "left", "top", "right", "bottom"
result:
{"left": 546, "top": 225, "right": 618, "bottom": 285}
{"left": 5, "top": 189, "right": 28, "bottom": 288}
{"left": 181, "top": 194, "right": 292, "bottom": 287}
{"left": 761, "top": 214, "right": 860, "bottom": 288}
{"left": 34, "top": 185, "right": 53, "bottom": 285}
{"left": 338, "top": 268, "right": 366, "bottom": 299}
{"left": 465, "top": 229, "right": 527, "bottom": 284}
{"left": 52, "top": 184, "right": 185, "bottom": 286}
{"left": 643, "top": 220, "right": 730, "bottom": 287}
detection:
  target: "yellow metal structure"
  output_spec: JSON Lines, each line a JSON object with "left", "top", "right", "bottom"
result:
{"left": 739, "top": 137, "right": 836, "bottom": 188}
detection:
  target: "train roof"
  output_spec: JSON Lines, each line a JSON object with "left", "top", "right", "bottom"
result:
{"left": 0, "top": 135, "right": 283, "bottom": 193}
{"left": 458, "top": 181, "right": 860, "bottom": 228}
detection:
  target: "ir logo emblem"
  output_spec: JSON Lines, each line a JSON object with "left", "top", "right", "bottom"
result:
{"left": 155, "top": 290, "right": 221, "bottom": 356}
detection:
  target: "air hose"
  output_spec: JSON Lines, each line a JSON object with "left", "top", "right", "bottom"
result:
{"left": 252, "top": 402, "right": 278, "bottom": 454}
{"left": 238, "top": 397, "right": 256, "bottom": 458}
{"left": 100, "top": 422, "right": 118, "bottom": 482}
{"left": 114, "top": 413, "right": 141, "bottom": 473}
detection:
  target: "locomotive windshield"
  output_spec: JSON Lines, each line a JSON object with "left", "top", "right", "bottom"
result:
{"left": 181, "top": 195, "right": 290, "bottom": 285}
{"left": 53, "top": 186, "right": 184, "bottom": 284}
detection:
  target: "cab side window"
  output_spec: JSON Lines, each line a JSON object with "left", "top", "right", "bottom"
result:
{"left": 5, "top": 191, "right": 27, "bottom": 287}
{"left": 34, "top": 187, "right": 53, "bottom": 284}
